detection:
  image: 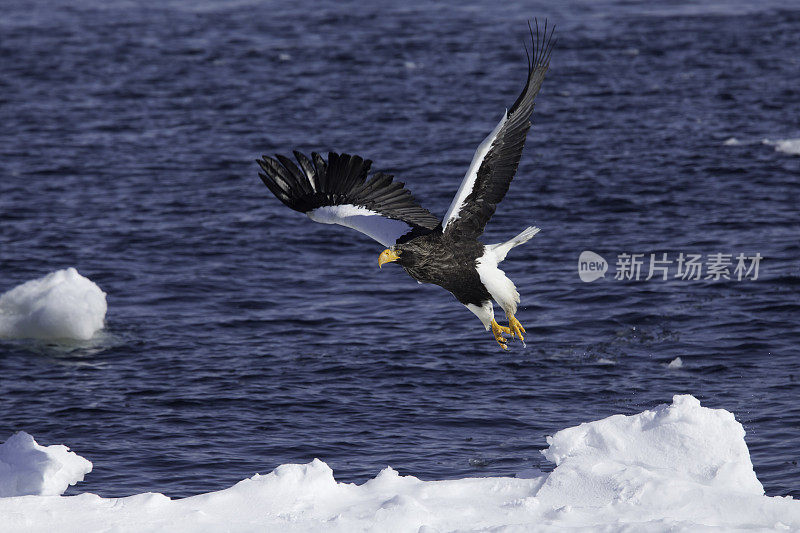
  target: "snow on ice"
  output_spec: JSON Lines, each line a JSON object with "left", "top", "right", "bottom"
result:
{"left": 0, "top": 432, "right": 92, "bottom": 497}
{"left": 0, "top": 395, "right": 798, "bottom": 532}
{"left": 0, "top": 268, "right": 106, "bottom": 341}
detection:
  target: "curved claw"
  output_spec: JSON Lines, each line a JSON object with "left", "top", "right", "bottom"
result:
{"left": 491, "top": 319, "right": 510, "bottom": 350}
{"left": 508, "top": 315, "right": 527, "bottom": 347}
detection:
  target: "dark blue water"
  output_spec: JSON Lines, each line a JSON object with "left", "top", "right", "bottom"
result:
{"left": 1, "top": 0, "right": 799, "bottom": 499}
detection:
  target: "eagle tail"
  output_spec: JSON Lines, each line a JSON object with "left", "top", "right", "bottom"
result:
{"left": 489, "top": 226, "right": 540, "bottom": 262}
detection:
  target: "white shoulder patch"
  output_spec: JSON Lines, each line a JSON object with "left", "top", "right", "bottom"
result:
{"left": 442, "top": 111, "right": 508, "bottom": 230}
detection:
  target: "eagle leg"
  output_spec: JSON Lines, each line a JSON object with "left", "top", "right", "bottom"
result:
{"left": 508, "top": 315, "right": 527, "bottom": 347}
{"left": 491, "top": 319, "right": 512, "bottom": 350}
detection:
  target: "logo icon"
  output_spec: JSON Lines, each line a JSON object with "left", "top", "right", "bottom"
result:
{"left": 578, "top": 251, "right": 607, "bottom": 282}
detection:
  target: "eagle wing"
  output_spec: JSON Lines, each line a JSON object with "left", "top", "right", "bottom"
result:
{"left": 442, "top": 21, "right": 555, "bottom": 239}
{"left": 258, "top": 151, "right": 440, "bottom": 247}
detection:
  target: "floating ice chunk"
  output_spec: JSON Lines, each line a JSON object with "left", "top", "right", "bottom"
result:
{"left": 763, "top": 138, "right": 800, "bottom": 155}
{"left": 0, "top": 268, "right": 107, "bottom": 340}
{"left": 0, "top": 432, "right": 92, "bottom": 497}
{"left": 723, "top": 137, "right": 741, "bottom": 145}
{"left": 773, "top": 139, "right": 800, "bottom": 155}
{"left": 667, "top": 356, "right": 683, "bottom": 368}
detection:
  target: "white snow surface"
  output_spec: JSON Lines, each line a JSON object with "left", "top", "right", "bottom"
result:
{"left": 0, "top": 432, "right": 92, "bottom": 497}
{"left": 1, "top": 395, "right": 798, "bottom": 532}
{"left": 0, "top": 268, "right": 106, "bottom": 340}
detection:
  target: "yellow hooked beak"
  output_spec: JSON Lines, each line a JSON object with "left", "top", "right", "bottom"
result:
{"left": 378, "top": 249, "right": 400, "bottom": 269}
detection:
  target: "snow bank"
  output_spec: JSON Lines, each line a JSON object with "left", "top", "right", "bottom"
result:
{"left": 1, "top": 395, "right": 798, "bottom": 532}
{"left": 0, "top": 268, "right": 107, "bottom": 340}
{"left": 0, "top": 432, "right": 92, "bottom": 497}
{"left": 538, "top": 395, "right": 774, "bottom": 529}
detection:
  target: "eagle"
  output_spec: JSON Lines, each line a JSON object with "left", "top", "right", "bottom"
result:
{"left": 257, "top": 22, "right": 555, "bottom": 349}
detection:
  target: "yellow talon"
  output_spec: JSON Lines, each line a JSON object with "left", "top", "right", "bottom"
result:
{"left": 508, "top": 315, "right": 526, "bottom": 345}
{"left": 491, "top": 319, "right": 510, "bottom": 350}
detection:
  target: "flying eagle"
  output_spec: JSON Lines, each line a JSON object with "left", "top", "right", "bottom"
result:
{"left": 257, "top": 22, "right": 555, "bottom": 349}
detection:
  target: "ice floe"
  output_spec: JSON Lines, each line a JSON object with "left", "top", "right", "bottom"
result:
{"left": 0, "top": 268, "right": 106, "bottom": 341}
{"left": 0, "top": 395, "right": 798, "bottom": 531}
{"left": 667, "top": 356, "right": 683, "bottom": 368}
{"left": 723, "top": 137, "right": 800, "bottom": 155}
{"left": 763, "top": 138, "right": 800, "bottom": 156}
{"left": 0, "top": 432, "right": 92, "bottom": 497}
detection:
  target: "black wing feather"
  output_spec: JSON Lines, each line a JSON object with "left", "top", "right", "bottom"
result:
{"left": 257, "top": 151, "right": 440, "bottom": 230}
{"left": 445, "top": 19, "right": 556, "bottom": 239}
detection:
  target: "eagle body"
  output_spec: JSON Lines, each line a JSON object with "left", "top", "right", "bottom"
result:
{"left": 257, "top": 22, "right": 555, "bottom": 349}
{"left": 395, "top": 232, "right": 491, "bottom": 307}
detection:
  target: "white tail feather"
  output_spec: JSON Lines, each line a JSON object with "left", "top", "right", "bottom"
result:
{"left": 489, "top": 226, "right": 540, "bottom": 262}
